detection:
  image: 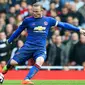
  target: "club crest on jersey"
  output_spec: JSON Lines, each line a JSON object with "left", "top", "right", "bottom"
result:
{"left": 44, "top": 21, "right": 48, "bottom": 26}
{"left": 34, "top": 26, "right": 46, "bottom": 33}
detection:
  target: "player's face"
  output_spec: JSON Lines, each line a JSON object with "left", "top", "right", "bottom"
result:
{"left": 32, "top": 6, "right": 42, "bottom": 18}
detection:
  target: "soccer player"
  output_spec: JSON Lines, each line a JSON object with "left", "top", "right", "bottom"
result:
{"left": 2, "top": 2, "right": 85, "bottom": 85}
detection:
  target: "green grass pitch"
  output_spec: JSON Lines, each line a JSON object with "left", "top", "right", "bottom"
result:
{"left": 2, "top": 80, "right": 85, "bottom": 85}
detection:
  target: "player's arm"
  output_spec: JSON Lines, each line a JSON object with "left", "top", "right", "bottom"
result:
{"left": 8, "top": 18, "right": 28, "bottom": 43}
{"left": 50, "top": 17, "right": 85, "bottom": 35}
{"left": 57, "top": 22, "right": 80, "bottom": 31}
{"left": 57, "top": 22, "right": 85, "bottom": 35}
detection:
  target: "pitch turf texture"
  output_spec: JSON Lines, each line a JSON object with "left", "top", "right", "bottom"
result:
{"left": 2, "top": 80, "right": 85, "bottom": 85}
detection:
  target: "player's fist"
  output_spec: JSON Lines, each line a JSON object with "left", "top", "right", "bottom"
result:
{"left": 80, "top": 28, "right": 85, "bottom": 36}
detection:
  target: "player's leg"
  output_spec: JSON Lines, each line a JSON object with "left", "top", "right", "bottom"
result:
{"left": 2, "top": 45, "right": 32, "bottom": 74}
{"left": 25, "top": 56, "right": 44, "bottom": 79}
{"left": 22, "top": 57, "right": 44, "bottom": 85}
{"left": 2, "top": 59, "right": 18, "bottom": 74}
{"left": 22, "top": 50, "right": 46, "bottom": 85}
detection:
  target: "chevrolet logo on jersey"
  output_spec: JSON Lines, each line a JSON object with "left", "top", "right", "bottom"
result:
{"left": 34, "top": 26, "right": 46, "bottom": 32}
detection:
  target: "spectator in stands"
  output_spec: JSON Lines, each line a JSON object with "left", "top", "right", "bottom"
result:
{"left": 67, "top": 16, "right": 73, "bottom": 24}
{"left": 0, "top": 32, "right": 10, "bottom": 62}
{"left": 42, "top": 8, "right": 47, "bottom": 16}
{"left": 39, "top": 0, "right": 50, "bottom": 10}
{"left": 15, "top": 4, "right": 20, "bottom": 15}
{"left": 20, "top": 1, "right": 28, "bottom": 18}
{"left": 11, "top": 40, "right": 24, "bottom": 58}
{"left": 50, "top": 9, "right": 57, "bottom": 18}
{"left": 53, "top": 30, "right": 60, "bottom": 36}
{"left": 8, "top": 16, "right": 17, "bottom": 31}
{"left": 64, "top": 2, "right": 71, "bottom": 11}
{"left": 73, "top": 18, "right": 81, "bottom": 28}
{"left": 8, "top": 17, "right": 15, "bottom": 25}
{"left": 51, "top": 0, "right": 61, "bottom": 11}
{"left": 0, "top": 0, "right": 8, "bottom": 12}
{"left": 46, "top": 2, "right": 56, "bottom": 16}
{"left": 27, "top": 5, "right": 33, "bottom": 16}
{"left": 58, "top": 7, "right": 70, "bottom": 22}
{"left": 65, "top": 32, "right": 79, "bottom": 65}
{"left": 16, "top": 14, "right": 23, "bottom": 26}
{"left": 69, "top": 34, "right": 85, "bottom": 66}
{"left": 5, "top": 24, "right": 13, "bottom": 39}
{"left": 70, "top": 0, "right": 84, "bottom": 11}
{"left": 7, "top": 6, "right": 16, "bottom": 18}
{"left": 60, "top": 0, "right": 73, "bottom": 7}
{"left": 54, "top": 0, "right": 60, "bottom": 9}
{"left": 69, "top": 4, "right": 84, "bottom": 25}
{"left": 58, "top": 7, "right": 71, "bottom": 35}
{"left": 0, "top": 18, "right": 6, "bottom": 32}
{"left": 47, "top": 35, "right": 66, "bottom": 66}
{"left": 55, "top": 36, "right": 65, "bottom": 66}
{"left": 62, "top": 31, "right": 71, "bottom": 44}
{"left": 47, "top": 34, "right": 57, "bottom": 66}
{"left": 78, "top": 1, "right": 85, "bottom": 20}
{"left": 0, "top": 12, "right": 6, "bottom": 21}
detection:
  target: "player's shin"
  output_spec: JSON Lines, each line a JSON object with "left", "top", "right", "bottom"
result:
{"left": 24, "top": 64, "right": 40, "bottom": 80}
{"left": 2, "top": 59, "right": 13, "bottom": 74}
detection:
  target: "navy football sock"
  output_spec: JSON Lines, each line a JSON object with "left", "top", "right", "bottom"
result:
{"left": 25, "top": 64, "right": 40, "bottom": 80}
{"left": 6, "top": 59, "right": 13, "bottom": 69}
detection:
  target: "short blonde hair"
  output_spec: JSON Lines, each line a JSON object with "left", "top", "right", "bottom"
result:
{"left": 33, "top": 2, "right": 43, "bottom": 9}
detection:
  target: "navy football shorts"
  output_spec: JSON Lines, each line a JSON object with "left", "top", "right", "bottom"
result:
{"left": 12, "top": 44, "right": 46, "bottom": 64}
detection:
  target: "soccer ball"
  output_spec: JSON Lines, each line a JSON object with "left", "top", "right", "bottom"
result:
{"left": 0, "top": 73, "right": 4, "bottom": 84}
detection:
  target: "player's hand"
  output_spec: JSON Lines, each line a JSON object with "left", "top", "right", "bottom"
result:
{"left": 6, "top": 39, "right": 12, "bottom": 44}
{"left": 80, "top": 28, "right": 85, "bottom": 36}
{"left": 5, "top": 39, "right": 9, "bottom": 45}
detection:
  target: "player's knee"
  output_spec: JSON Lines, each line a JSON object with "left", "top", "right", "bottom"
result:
{"left": 36, "top": 57, "right": 44, "bottom": 66}
{"left": 10, "top": 59, "right": 18, "bottom": 66}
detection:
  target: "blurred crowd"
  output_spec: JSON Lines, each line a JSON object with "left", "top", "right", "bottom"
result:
{"left": 0, "top": 0, "right": 85, "bottom": 69}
